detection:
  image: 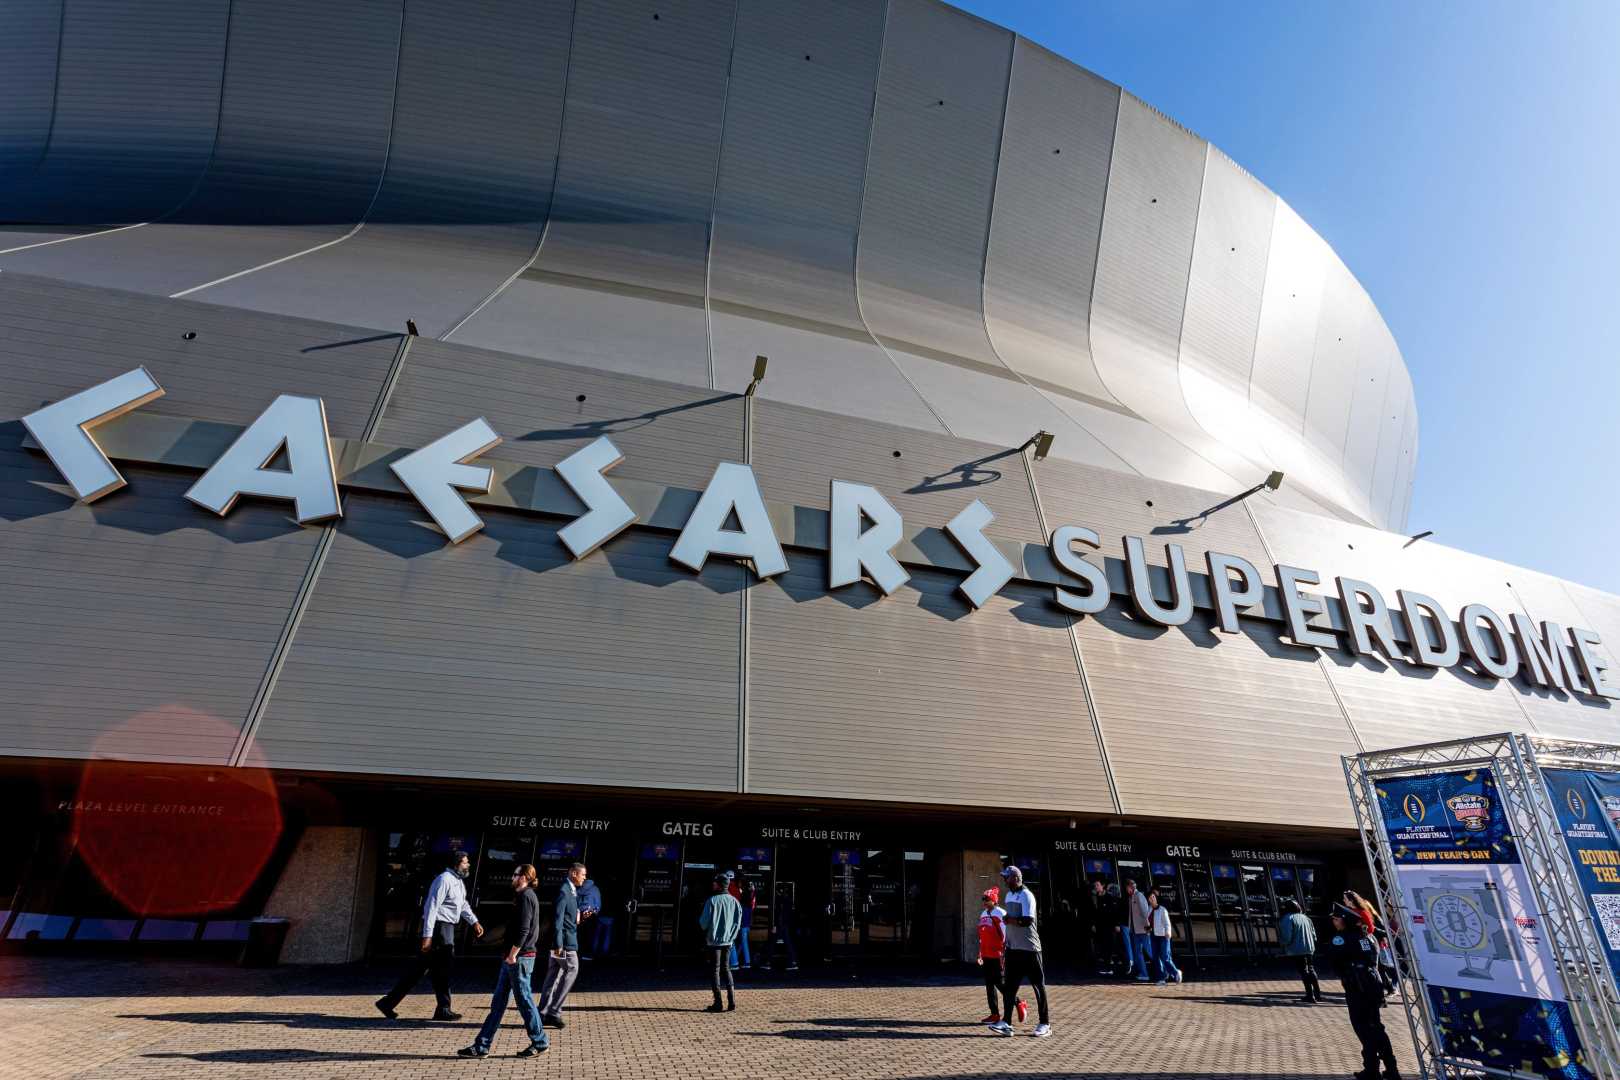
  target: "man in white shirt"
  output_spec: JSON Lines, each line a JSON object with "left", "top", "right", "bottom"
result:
{"left": 377, "top": 849, "right": 484, "bottom": 1021}
{"left": 989, "top": 865, "right": 1051, "bottom": 1038}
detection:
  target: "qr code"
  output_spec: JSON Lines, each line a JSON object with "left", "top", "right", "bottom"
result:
{"left": 1592, "top": 895, "right": 1620, "bottom": 951}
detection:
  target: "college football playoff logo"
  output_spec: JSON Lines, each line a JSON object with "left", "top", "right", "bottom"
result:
{"left": 1568, "top": 788, "right": 1588, "bottom": 820}
{"left": 1402, "top": 793, "right": 1426, "bottom": 824}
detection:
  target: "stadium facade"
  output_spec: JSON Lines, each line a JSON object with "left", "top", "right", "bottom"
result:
{"left": 1, "top": 0, "right": 1616, "bottom": 967}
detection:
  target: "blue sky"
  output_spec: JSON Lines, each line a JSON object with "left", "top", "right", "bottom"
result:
{"left": 956, "top": 0, "right": 1620, "bottom": 595}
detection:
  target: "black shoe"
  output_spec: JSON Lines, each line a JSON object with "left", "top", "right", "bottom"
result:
{"left": 727, "top": 996, "right": 736, "bottom": 1012}
{"left": 515, "top": 1044, "right": 549, "bottom": 1057}
{"left": 456, "top": 1045, "right": 487, "bottom": 1058}
{"left": 375, "top": 999, "right": 398, "bottom": 1020}
{"left": 433, "top": 1010, "right": 463, "bottom": 1022}
{"left": 541, "top": 1014, "right": 565, "bottom": 1029}
{"left": 705, "top": 1001, "right": 726, "bottom": 1013}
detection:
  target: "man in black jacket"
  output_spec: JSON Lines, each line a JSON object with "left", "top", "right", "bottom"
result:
{"left": 535, "top": 862, "right": 586, "bottom": 1028}
{"left": 1325, "top": 903, "right": 1400, "bottom": 1080}
{"left": 458, "top": 864, "right": 549, "bottom": 1058}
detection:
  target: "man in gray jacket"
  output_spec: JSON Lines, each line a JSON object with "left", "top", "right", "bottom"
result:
{"left": 1124, "top": 878, "right": 1152, "bottom": 982}
{"left": 1279, "top": 898, "right": 1322, "bottom": 1002}
{"left": 699, "top": 872, "right": 742, "bottom": 1012}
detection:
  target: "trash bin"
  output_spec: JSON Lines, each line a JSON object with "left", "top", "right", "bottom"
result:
{"left": 241, "top": 916, "right": 291, "bottom": 967}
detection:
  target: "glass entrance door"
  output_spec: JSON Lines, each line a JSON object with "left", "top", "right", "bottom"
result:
{"left": 469, "top": 826, "right": 538, "bottom": 955}
{"left": 1178, "top": 860, "right": 1219, "bottom": 957}
{"left": 1238, "top": 864, "right": 1276, "bottom": 953}
{"left": 863, "top": 849, "right": 904, "bottom": 953}
{"left": 828, "top": 848, "right": 864, "bottom": 954}
{"left": 1212, "top": 863, "right": 1247, "bottom": 955}
{"left": 629, "top": 840, "right": 682, "bottom": 955}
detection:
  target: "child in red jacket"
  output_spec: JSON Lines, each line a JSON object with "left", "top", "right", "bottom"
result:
{"left": 976, "top": 888, "right": 1026, "bottom": 1024}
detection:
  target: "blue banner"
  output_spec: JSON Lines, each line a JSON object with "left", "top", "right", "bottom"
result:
{"left": 1376, "top": 768, "right": 1591, "bottom": 1079}
{"left": 1545, "top": 768, "right": 1620, "bottom": 989}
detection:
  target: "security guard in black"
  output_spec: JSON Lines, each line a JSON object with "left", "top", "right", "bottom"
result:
{"left": 1326, "top": 903, "right": 1400, "bottom": 1080}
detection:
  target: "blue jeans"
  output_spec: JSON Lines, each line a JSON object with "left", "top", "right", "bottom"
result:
{"left": 1150, "top": 935, "right": 1180, "bottom": 981}
{"left": 474, "top": 955, "right": 548, "bottom": 1053}
{"left": 730, "top": 928, "right": 752, "bottom": 968}
{"left": 1132, "top": 932, "right": 1152, "bottom": 978}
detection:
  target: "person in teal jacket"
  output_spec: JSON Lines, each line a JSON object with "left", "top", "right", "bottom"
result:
{"left": 698, "top": 873, "right": 742, "bottom": 1013}
{"left": 1278, "top": 898, "right": 1321, "bottom": 1003}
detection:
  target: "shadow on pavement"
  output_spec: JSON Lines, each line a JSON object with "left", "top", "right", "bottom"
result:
{"left": 144, "top": 1050, "right": 452, "bottom": 1065}
{"left": 118, "top": 1011, "right": 477, "bottom": 1031}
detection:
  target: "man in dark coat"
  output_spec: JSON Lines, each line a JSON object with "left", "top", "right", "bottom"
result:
{"left": 1325, "top": 903, "right": 1401, "bottom": 1080}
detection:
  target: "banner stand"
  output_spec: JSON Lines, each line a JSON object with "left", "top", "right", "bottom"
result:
{"left": 1345, "top": 734, "right": 1620, "bottom": 1080}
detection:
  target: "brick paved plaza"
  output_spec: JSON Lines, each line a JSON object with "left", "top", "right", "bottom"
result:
{"left": 0, "top": 956, "right": 1408, "bottom": 1079}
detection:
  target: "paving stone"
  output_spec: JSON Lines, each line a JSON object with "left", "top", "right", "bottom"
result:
{"left": 0, "top": 956, "right": 1408, "bottom": 1079}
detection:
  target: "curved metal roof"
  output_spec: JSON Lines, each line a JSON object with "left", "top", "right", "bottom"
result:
{"left": 0, "top": 0, "right": 1415, "bottom": 528}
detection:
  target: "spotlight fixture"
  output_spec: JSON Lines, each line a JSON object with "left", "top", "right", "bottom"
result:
{"left": 745, "top": 354, "right": 768, "bottom": 398}
{"left": 1023, "top": 430, "right": 1055, "bottom": 461}
{"left": 1264, "top": 470, "right": 1285, "bottom": 492}
{"left": 405, "top": 319, "right": 419, "bottom": 337}
{"left": 1403, "top": 529, "right": 1435, "bottom": 549}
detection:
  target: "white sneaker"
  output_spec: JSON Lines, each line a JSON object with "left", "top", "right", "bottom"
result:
{"left": 1032, "top": 1023, "right": 1052, "bottom": 1038}
{"left": 989, "top": 1021, "right": 1014, "bottom": 1037}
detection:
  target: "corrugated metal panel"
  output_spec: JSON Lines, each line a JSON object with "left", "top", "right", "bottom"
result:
{"left": 1508, "top": 571, "right": 1620, "bottom": 740}
{"left": 1, "top": 0, "right": 403, "bottom": 296}
{"left": 1044, "top": 390, "right": 1240, "bottom": 491}
{"left": 1177, "top": 147, "right": 1275, "bottom": 471}
{"left": 751, "top": 398, "right": 1042, "bottom": 541}
{"left": 747, "top": 553, "right": 1112, "bottom": 811}
{"left": 1075, "top": 609, "right": 1357, "bottom": 827}
{"left": 452, "top": 0, "right": 734, "bottom": 387}
{"left": 1394, "top": 386, "right": 1419, "bottom": 531}
{"left": 197, "top": 0, "right": 571, "bottom": 337}
{"left": 1090, "top": 97, "right": 1253, "bottom": 483}
{"left": 1301, "top": 258, "right": 1366, "bottom": 465}
{"left": 1249, "top": 200, "right": 1327, "bottom": 437}
{"left": 1368, "top": 358, "right": 1410, "bottom": 532}
{"left": 7, "top": 0, "right": 226, "bottom": 222}
{"left": 856, "top": 0, "right": 1009, "bottom": 370}
{"left": 0, "top": 274, "right": 398, "bottom": 764}
{"left": 1338, "top": 316, "right": 1392, "bottom": 523}
{"left": 1034, "top": 454, "right": 1270, "bottom": 570}
{"left": 250, "top": 497, "right": 744, "bottom": 792}
{"left": 0, "top": 0, "right": 60, "bottom": 175}
{"left": 373, "top": 339, "right": 743, "bottom": 493}
{"left": 1321, "top": 648, "right": 1533, "bottom": 752}
{"left": 706, "top": 0, "right": 940, "bottom": 428}
{"left": 981, "top": 38, "right": 1119, "bottom": 406}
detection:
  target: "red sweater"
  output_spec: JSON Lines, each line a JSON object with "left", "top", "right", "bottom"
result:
{"left": 977, "top": 907, "right": 1007, "bottom": 960}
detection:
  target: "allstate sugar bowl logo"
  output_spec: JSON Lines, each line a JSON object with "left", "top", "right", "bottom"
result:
{"left": 1403, "top": 793, "right": 1426, "bottom": 824}
{"left": 1602, "top": 795, "right": 1620, "bottom": 830}
{"left": 1446, "top": 792, "right": 1493, "bottom": 832}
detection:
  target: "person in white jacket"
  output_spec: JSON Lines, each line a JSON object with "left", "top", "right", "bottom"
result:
{"left": 1147, "top": 889, "right": 1182, "bottom": 985}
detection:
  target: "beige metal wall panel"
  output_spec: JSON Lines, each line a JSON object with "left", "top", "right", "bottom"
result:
{"left": 196, "top": 0, "right": 572, "bottom": 338}
{"left": 0, "top": 275, "right": 397, "bottom": 764}
{"left": 6, "top": 0, "right": 227, "bottom": 223}
{"left": 250, "top": 497, "right": 744, "bottom": 792}
{"left": 1250, "top": 201, "right": 1328, "bottom": 436}
{"left": 1089, "top": 96, "right": 1255, "bottom": 483}
{"left": 1177, "top": 148, "right": 1276, "bottom": 474}
{"left": 374, "top": 339, "right": 744, "bottom": 493}
{"left": 856, "top": 0, "right": 1009, "bottom": 370}
{"left": 0, "top": 0, "right": 403, "bottom": 297}
{"left": 746, "top": 552, "right": 1112, "bottom": 811}
{"left": 452, "top": 0, "right": 734, "bottom": 388}
{"left": 1394, "top": 393, "right": 1419, "bottom": 531}
{"left": 1321, "top": 647, "right": 1533, "bottom": 752}
{"left": 0, "top": 0, "right": 60, "bottom": 175}
{"left": 1075, "top": 609, "right": 1357, "bottom": 827}
{"left": 751, "top": 399, "right": 1042, "bottom": 541}
{"left": 1506, "top": 571, "right": 1620, "bottom": 739}
{"left": 981, "top": 38, "right": 1120, "bottom": 406}
{"left": 706, "top": 1, "right": 940, "bottom": 428}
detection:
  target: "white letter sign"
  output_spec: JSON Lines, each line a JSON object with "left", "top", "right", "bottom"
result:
{"left": 828, "top": 480, "right": 908, "bottom": 595}
{"left": 185, "top": 394, "right": 341, "bottom": 523}
{"left": 670, "top": 462, "right": 787, "bottom": 578}
{"left": 21, "top": 366, "right": 165, "bottom": 501}
{"left": 555, "top": 436, "right": 636, "bottom": 560}
{"left": 944, "top": 500, "right": 1014, "bottom": 610}
{"left": 389, "top": 418, "right": 501, "bottom": 544}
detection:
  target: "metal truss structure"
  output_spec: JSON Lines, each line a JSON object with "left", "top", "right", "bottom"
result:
{"left": 1344, "top": 733, "right": 1620, "bottom": 1080}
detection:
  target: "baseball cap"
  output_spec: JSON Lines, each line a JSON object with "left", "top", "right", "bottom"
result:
{"left": 982, "top": 887, "right": 999, "bottom": 902}
{"left": 1000, "top": 864, "right": 1021, "bottom": 880}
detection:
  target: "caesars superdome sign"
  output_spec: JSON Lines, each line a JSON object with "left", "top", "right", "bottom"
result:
{"left": 21, "top": 367, "right": 1620, "bottom": 705}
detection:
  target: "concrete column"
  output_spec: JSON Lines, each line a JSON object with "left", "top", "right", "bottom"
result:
{"left": 954, "top": 850, "right": 1003, "bottom": 962}
{"left": 262, "top": 825, "right": 377, "bottom": 963}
